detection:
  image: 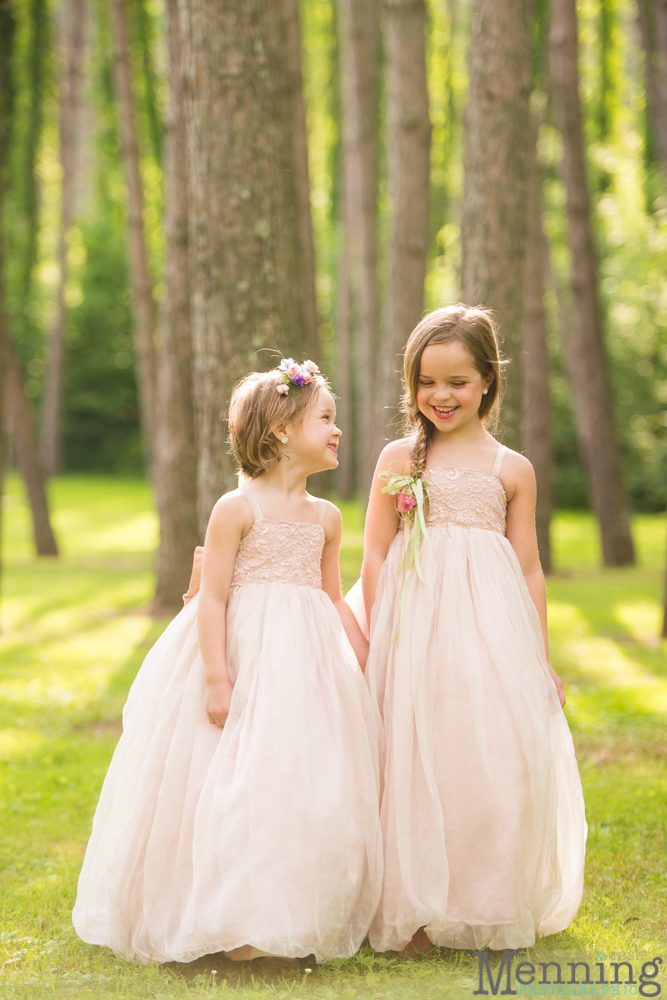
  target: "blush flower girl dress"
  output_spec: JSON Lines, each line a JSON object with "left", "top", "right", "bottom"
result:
{"left": 73, "top": 492, "right": 382, "bottom": 964}
{"left": 349, "top": 444, "right": 586, "bottom": 952}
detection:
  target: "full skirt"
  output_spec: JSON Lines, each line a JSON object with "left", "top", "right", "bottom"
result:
{"left": 347, "top": 524, "right": 586, "bottom": 952}
{"left": 73, "top": 585, "right": 383, "bottom": 964}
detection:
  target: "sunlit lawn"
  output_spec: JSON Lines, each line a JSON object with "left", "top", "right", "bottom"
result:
{"left": 1, "top": 475, "right": 666, "bottom": 999}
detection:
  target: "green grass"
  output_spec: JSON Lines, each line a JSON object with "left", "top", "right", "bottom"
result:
{"left": 1, "top": 475, "right": 666, "bottom": 1000}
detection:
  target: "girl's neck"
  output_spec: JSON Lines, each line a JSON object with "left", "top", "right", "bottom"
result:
{"left": 431, "top": 415, "right": 489, "bottom": 449}
{"left": 247, "top": 459, "right": 311, "bottom": 499}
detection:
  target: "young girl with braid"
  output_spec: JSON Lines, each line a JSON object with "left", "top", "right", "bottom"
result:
{"left": 356, "top": 304, "right": 586, "bottom": 954}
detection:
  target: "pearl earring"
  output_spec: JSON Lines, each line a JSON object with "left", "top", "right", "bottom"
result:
{"left": 482, "top": 388, "right": 489, "bottom": 395}
{"left": 280, "top": 436, "right": 289, "bottom": 444}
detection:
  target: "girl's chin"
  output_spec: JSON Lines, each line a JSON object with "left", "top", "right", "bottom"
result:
{"left": 426, "top": 410, "right": 460, "bottom": 429}
{"left": 307, "top": 455, "right": 338, "bottom": 475}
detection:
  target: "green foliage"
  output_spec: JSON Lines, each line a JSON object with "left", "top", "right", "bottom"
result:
{"left": 0, "top": 478, "right": 666, "bottom": 999}
{"left": 1, "top": 0, "right": 667, "bottom": 512}
{"left": 537, "top": 0, "right": 667, "bottom": 511}
{"left": 62, "top": 218, "right": 144, "bottom": 473}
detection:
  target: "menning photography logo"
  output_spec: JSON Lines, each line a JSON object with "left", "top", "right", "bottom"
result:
{"left": 472, "top": 951, "right": 664, "bottom": 996}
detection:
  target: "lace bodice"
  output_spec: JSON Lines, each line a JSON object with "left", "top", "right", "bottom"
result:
{"left": 425, "top": 445, "right": 508, "bottom": 535}
{"left": 229, "top": 491, "right": 325, "bottom": 589}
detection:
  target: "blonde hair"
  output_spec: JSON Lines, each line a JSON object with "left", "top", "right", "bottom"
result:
{"left": 228, "top": 369, "right": 328, "bottom": 478}
{"left": 401, "top": 304, "right": 506, "bottom": 479}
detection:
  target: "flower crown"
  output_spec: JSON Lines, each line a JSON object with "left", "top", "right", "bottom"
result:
{"left": 276, "top": 358, "right": 322, "bottom": 395}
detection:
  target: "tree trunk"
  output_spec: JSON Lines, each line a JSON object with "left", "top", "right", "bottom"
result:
{"left": 637, "top": 0, "right": 667, "bottom": 177}
{"left": 109, "top": 0, "right": 157, "bottom": 473}
{"left": 332, "top": 5, "right": 355, "bottom": 500}
{"left": 333, "top": 182, "right": 354, "bottom": 499}
{"left": 5, "top": 343, "right": 59, "bottom": 556}
{"left": 550, "top": 0, "right": 635, "bottom": 566}
{"left": 636, "top": 1, "right": 667, "bottom": 631}
{"left": 18, "top": 0, "right": 50, "bottom": 348}
{"left": 337, "top": 0, "right": 380, "bottom": 496}
{"left": 461, "top": 0, "right": 534, "bottom": 451}
{"left": 178, "top": 0, "right": 309, "bottom": 532}
{"left": 152, "top": 0, "right": 200, "bottom": 614}
{"left": 0, "top": 24, "right": 58, "bottom": 560}
{"left": 134, "top": 0, "right": 162, "bottom": 166}
{"left": 0, "top": 46, "right": 10, "bottom": 605}
{"left": 285, "top": 0, "right": 320, "bottom": 363}
{"left": 41, "top": 0, "right": 88, "bottom": 477}
{"left": 522, "top": 127, "right": 552, "bottom": 573}
{"left": 381, "top": 0, "right": 431, "bottom": 442}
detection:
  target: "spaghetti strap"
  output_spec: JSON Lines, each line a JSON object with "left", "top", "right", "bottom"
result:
{"left": 317, "top": 500, "right": 328, "bottom": 527}
{"left": 491, "top": 444, "right": 507, "bottom": 478}
{"left": 238, "top": 488, "right": 264, "bottom": 522}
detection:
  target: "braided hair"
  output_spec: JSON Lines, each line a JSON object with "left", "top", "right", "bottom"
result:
{"left": 401, "top": 304, "right": 505, "bottom": 478}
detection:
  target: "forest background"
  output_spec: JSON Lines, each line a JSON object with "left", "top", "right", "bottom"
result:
{"left": 1, "top": 1, "right": 667, "bottom": 997}
{"left": 0, "top": 0, "right": 666, "bottom": 610}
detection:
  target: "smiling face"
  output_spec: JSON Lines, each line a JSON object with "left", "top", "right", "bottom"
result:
{"left": 416, "top": 341, "right": 490, "bottom": 434}
{"left": 283, "top": 387, "right": 341, "bottom": 472}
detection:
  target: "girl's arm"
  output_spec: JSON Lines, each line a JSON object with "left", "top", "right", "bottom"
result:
{"left": 503, "top": 454, "right": 565, "bottom": 708}
{"left": 360, "top": 440, "right": 412, "bottom": 625}
{"left": 320, "top": 502, "right": 369, "bottom": 670}
{"left": 197, "top": 494, "right": 253, "bottom": 727}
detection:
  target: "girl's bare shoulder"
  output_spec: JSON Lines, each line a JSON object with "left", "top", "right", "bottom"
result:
{"left": 313, "top": 498, "right": 343, "bottom": 543}
{"left": 208, "top": 488, "right": 256, "bottom": 533}
{"left": 376, "top": 436, "right": 415, "bottom": 476}
{"left": 498, "top": 447, "right": 536, "bottom": 500}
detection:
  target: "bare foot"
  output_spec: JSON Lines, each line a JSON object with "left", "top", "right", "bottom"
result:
{"left": 404, "top": 927, "right": 433, "bottom": 959}
{"left": 260, "top": 956, "right": 300, "bottom": 970}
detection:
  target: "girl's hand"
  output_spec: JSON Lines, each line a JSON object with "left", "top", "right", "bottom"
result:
{"left": 206, "top": 679, "right": 234, "bottom": 728}
{"left": 548, "top": 663, "right": 566, "bottom": 708}
{"left": 183, "top": 546, "right": 204, "bottom": 604}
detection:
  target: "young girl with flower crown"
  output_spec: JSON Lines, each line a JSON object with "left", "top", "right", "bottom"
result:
{"left": 353, "top": 305, "right": 586, "bottom": 954}
{"left": 73, "top": 361, "right": 382, "bottom": 966}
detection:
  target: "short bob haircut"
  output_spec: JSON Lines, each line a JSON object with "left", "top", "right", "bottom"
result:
{"left": 228, "top": 368, "right": 329, "bottom": 479}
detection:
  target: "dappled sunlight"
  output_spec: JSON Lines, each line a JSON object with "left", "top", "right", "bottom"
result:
{"left": 54, "top": 513, "right": 158, "bottom": 557}
{"left": 632, "top": 514, "right": 667, "bottom": 570}
{"left": 549, "top": 600, "right": 667, "bottom": 729}
{"left": 613, "top": 600, "right": 662, "bottom": 641}
{"left": 551, "top": 513, "right": 602, "bottom": 568}
{"left": 0, "top": 727, "right": 46, "bottom": 760}
{"left": 0, "top": 616, "right": 157, "bottom": 719}
{"left": 1, "top": 481, "right": 667, "bottom": 992}
{"left": 1, "top": 571, "right": 154, "bottom": 637}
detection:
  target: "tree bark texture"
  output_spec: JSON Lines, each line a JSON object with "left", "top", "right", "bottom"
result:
{"left": 5, "top": 342, "right": 59, "bottom": 556}
{"left": 333, "top": 191, "right": 354, "bottom": 499}
{"left": 550, "top": 0, "right": 635, "bottom": 566}
{"left": 337, "top": 0, "right": 381, "bottom": 496}
{"left": 109, "top": 0, "right": 157, "bottom": 472}
{"left": 178, "top": 0, "right": 310, "bottom": 531}
{"left": 18, "top": 0, "right": 50, "bottom": 343}
{"left": 0, "top": 51, "right": 9, "bottom": 597}
{"left": 284, "top": 0, "right": 320, "bottom": 363}
{"left": 522, "top": 128, "right": 552, "bottom": 573}
{"left": 0, "top": 30, "right": 58, "bottom": 559}
{"left": 41, "top": 0, "right": 88, "bottom": 476}
{"left": 152, "top": 0, "right": 200, "bottom": 613}
{"left": 637, "top": 0, "right": 667, "bottom": 177}
{"left": 333, "top": 2, "right": 356, "bottom": 499}
{"left": 382, "top": 0, "right": 431, "bottom": 442}
{"left": 461, "top": 0, "right": 534, "bottom": 451}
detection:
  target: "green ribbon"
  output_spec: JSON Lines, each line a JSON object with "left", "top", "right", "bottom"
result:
{"left": 379, "top": 473, "right": 430, "bottom": 639}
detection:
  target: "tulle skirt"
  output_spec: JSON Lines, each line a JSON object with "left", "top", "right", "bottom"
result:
{"left": 347, "top": 524, "right": 586, "bottom": 952}
{"left": 73, "top": 585, "right": 383, "bottom": 964}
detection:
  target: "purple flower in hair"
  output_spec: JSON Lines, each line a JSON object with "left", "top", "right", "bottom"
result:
{"left": 291, "top": 372, "right": 308, "bottom": 387}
